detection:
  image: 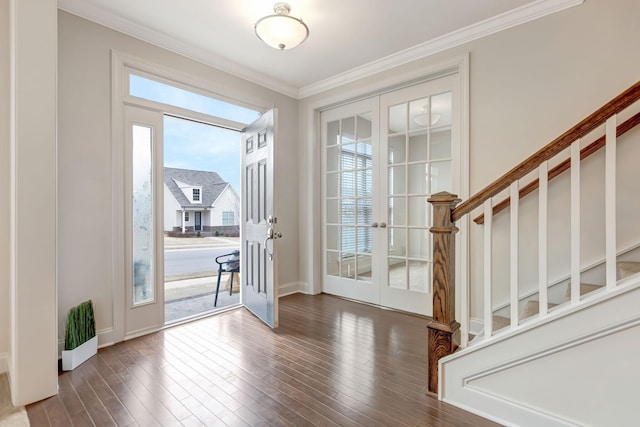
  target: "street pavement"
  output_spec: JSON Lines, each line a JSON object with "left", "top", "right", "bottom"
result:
{"left": 163, "top": 236, "right": 241, "bottom": 322}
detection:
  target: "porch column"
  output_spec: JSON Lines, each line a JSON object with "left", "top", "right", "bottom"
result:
{"left": 427, "top": 192, "right": 461, "bottom": 394}
{"left": 182, "top": 210, "right": 186, "bottom": 234}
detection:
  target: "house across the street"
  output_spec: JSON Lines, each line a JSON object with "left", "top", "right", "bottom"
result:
{"left": 163, "top": 167, "right": 239, "bottom": 236}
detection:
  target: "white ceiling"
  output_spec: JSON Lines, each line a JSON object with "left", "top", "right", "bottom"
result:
{"left": 58, "top": 0, "right": 582, "bottom": 98}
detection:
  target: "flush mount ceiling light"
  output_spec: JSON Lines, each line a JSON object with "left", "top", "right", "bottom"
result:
{"left": 255, "top": 2, "right": 309, "bottom": 51}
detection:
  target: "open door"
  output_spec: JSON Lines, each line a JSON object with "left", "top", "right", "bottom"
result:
{"left": 241, "top": 109, "right": 279, "bottom": 328}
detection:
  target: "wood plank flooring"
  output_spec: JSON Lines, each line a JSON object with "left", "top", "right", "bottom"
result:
{"left": 27, "top": 294, "right": 500, "bottom": 426}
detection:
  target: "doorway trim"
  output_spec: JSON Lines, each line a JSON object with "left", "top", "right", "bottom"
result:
{"left": 302, "top": 54, "right": 469, "bottom": 321}
{"left": 111, "top": 51, "right": 268, "bottom": 343}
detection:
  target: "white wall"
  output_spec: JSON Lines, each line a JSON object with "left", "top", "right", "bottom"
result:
{"left": 211, "top": 185, "right": 240, "bottom": 226}
{"left": 163, "top": 184, "right": 181, "bottom": 231}
{"left": 58, "top": 10, "right": 300, "bottom": 344}
{"left": 0, "top": 0, "right": 10, "bottom": 373}
{"left": 10, "top": 0, "right": 58, "bottom": 406}
{"left": 298, "top": 0, "right": 640, "bottom": 313}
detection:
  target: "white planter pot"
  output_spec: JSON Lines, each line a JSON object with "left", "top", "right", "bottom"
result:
{"left": 61, "top": 336, "right": 98, "bottom": 371}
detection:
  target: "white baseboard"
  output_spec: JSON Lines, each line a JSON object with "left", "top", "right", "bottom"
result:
{"left": 0, "top": 352, "right": 8, "bottom": 374}
{"left": 278, "top": 281, "right": 306, "bottom": 297}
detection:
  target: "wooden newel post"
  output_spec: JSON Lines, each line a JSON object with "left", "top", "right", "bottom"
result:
{"left": 427, "top": 192, "right": 461, "bottom": 394}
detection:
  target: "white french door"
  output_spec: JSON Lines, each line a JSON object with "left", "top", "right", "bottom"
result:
{"left": 322, "top": 75, "right": 460, "bottom": 315}
{"left": 322, "top": 98, "right": 381, "bottom": 304}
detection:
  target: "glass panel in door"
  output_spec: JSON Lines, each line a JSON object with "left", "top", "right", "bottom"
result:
{"left": 379, "top": 75, "right": 457, "bottom": 316}
{"left": 322, "top": 98, "right": 380, "bottom": 304}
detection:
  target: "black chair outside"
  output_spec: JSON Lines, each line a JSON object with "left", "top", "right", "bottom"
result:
{"left": 214, "top": 249, "right": 240, "bottom": 307}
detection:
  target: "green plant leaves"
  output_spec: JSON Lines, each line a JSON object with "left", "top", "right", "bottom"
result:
{"left": 64, "top": 300, "right": 96, "bottom": 351}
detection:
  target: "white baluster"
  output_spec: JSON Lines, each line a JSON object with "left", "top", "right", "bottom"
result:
{"left": 510, "top": 182, "right": 519, "bottom": 328}
{"left": 606, "top": 115, "right": 617, "bottom": 289}
{"left": 484, "top": 199, "right": 493, "bottom": 337}
{"left": 539, "top": 161, "right": 548, "bottom": 316}
{"left": 570, "top": 139, "right": 581, "bottom": 304}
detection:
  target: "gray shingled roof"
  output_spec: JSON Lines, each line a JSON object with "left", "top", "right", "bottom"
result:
{"left": 164, "top": 167, "right": 229, "bottom": 209}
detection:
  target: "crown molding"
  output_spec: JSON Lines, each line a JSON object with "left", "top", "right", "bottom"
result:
{"left": 59, "top": 0, "right": 582, "bottom": 100}
{"left": 297, "top": 0, "right": 583, "bottom": 99}
{"left": 57, "top": 0, "right": 300, "bottom": 99}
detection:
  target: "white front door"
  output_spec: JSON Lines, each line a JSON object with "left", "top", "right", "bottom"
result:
{"left": 241, "top": 109, "right": 279, "bottom": 328}
{"left": 322, "top": 76, "right": 460, "bottom": 316}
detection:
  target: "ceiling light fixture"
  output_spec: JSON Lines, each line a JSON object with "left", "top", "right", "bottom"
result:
{"left": 254, "top": 2, "right": 309, "bottom": 51}
{"left": 414, "top": 106, "right": 441, "bottom": 127}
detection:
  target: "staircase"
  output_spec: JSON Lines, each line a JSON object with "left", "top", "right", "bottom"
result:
{"left": 491, "top": 262, "right": 640, "bottom": 333}
{"left": 426, "top": 81, "right": 640, "bottom": 426}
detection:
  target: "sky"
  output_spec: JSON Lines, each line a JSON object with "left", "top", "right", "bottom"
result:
{"left": 130, "top": 74, "right": 262, "bottom": 191}
{"left": 164, "top": 116, "right": 242, "bottom": 191}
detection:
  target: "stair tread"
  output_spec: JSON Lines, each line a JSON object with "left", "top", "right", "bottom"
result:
{"left": 617, "top": 262, "right": 640, "bottom": 280}
{"left": 564, "top": 282, "right": 602, "bottom": 302}
{"left": 492, "top": 315, "right": 510, "bottom": 331}
{"left": 485, "top": 261, "right": 640, "bottom": 336}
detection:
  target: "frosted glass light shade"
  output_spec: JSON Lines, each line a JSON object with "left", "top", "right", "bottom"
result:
{"left": 255, "top": 3, "right": 309, "bottom": 50}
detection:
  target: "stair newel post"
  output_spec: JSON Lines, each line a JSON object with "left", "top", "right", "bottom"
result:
{"left": 427, "top": 192, "right": 461, "bottom": 394}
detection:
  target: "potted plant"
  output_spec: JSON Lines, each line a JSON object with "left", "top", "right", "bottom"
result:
{"left": 61, "top": 300, "right": 97, "bottom": 370}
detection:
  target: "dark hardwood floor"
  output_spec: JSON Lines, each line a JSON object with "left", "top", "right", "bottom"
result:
{"left": 27, "top": 294, "right": 500, "bottom": 426}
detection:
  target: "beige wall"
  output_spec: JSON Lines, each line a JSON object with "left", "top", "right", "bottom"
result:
{"left": 0, "top": 0, "right": 9, "bottom": 369}
{"left": 57, "top": 11, "right": 299, "bottom": 344}
{"left": 298, "top": 0, "right": 640, "bottom": 315}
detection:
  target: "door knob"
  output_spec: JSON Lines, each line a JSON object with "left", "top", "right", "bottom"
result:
{"left": 371, "top": 222, "right": 379, "bottom": 228}
{"left": 380, "top": 222, "right": 387, "bottom": 228}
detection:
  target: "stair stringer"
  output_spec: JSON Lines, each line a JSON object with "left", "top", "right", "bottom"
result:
{"left": 439, "top": 276, "right": 640, "bottom": 427}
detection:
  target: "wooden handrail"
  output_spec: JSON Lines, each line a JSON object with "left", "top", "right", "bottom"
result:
{"left": 473, "top": 112, "right": 640, "bottom": 224}
{"left": 452, "top": 81, "right": 640, "bottom": 222}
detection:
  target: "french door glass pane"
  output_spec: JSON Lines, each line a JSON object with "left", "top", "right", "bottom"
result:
{"left": 357, "top": 226, "right": 372, "bottom": 253}
{"left": 326, "top": 225, "right": 339, "bottom": 250}
{"left": 388, "top": 196, "right": 406, "bottom": 226}
{"left": 388, "top": 165, "right": 406, "bottom": 195}
{"left": 326, "top": 120, "right": 340, "bottom": 146}
{"left": 408, "top": 229, "right": 430, "bottom": 259}
{"left": 132, "top": 124, "right": 154, "bottom": 305}
{"left": 386, "top": 89, "right": 452, "bottom": 295}
{"left": 357, "top": 198, "right": 372, "bottom": 224}
{"left": 430, "top": 161, "right": 452, "bottom": 194}
{"left": 357, "top": 141, "right": 373, "bottom": 167}
{"left": 388, "top": 135, "right": 406, "bottom": 164}
{"left": 408, "top": 131, "right": 428, "bottom": 162}
{"left": 357, "top": 255, "right": 372, "bottom": 281}
{"left": 357, "top": 114, "right": 372, "bottom": 139}
{"left": 327, "top": 173, "right": 340, "bottom": 198}
{"left": 408, "top": 196, "right": 430, "bottom": 227}
{"left": 327, "top": 146, "right": 341, "bottom": 171}
{"left": 326, "top": 199, "right": 339, "bottom": 223}
{"left": 388, "top": 104, "right": 407, "bottom": 133}
{"left": 327, "top": 251, "right": 340, "bottom": 276}
{"left": 341, "top": 117, "right": 356, "bottom": 143}
{"left": 431, "top": 92, "right": 453, "bottom": 127}
{"left": 409, "top": 97, "right": 430, "bottom": 131}
{"left": 341, "top": 253, "right": 356, "bottom": 278}
{"left": 408, "top": 163, "right": 428, "bottom": 194}
{"left": 388, "top": 258, "right": 407, "bottom": 289}
{"left": 389, "top": 228, "right": 406, "bottom": 257}
{"left": 430, "top": 129, "right": 452, "bottom": 160}
{"left": 409, "top": 261, "right": 430, "bottom": 292}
